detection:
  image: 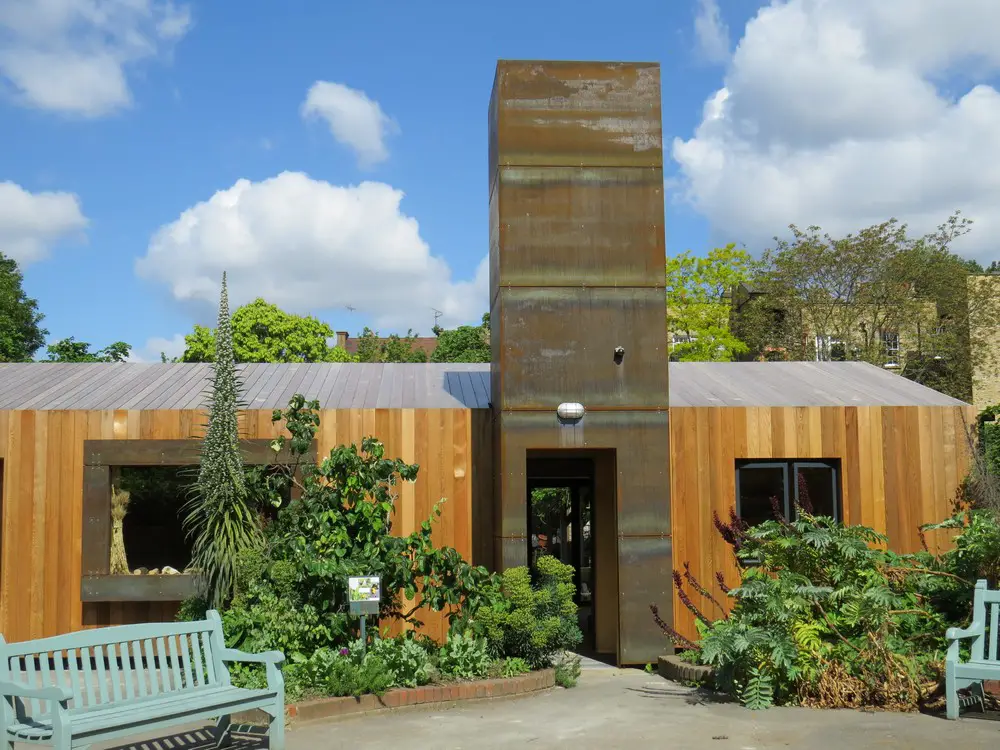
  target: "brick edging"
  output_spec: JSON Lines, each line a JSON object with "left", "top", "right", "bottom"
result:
{"left": 234, "top": 669, "right": 556, "bottom": 725}
{"left": 658, "top": 654, "right": 715, "bottom": 684}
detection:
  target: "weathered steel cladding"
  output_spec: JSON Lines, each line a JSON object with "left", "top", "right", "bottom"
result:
{"left": 489, "top": 60, "right": 662, "bottom": 186}
{"left": 491, "top": 167, "right": 666, "bottom": 291}
{"left": 493, "top": 286, "right": 669, "bottom": 410}
{"left": 494, "top": 410, "right": 672, "bottom": 664}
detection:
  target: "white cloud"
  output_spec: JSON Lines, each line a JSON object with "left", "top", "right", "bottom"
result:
{"left": 673, "top": 0, "right": 1000, "bottom": 260}
{"left": 135, "top": 171, "right": 488, "bottom": 332}
{"left": 694, "top": 0, "right": 730, "bottom": 63}
{"left": 0, "top": 0, "right": 191, "bottom": 117}
{"left": 301, "top": 81, "right": 398, "bottom": 167}
{"left": 129, "top": 333, "right": 186, "bottom": 362}
{"left": 0, "top": 181, "right": 88, "bottom": 264}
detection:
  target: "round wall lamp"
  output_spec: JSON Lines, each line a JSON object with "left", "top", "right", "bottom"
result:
{"left": 556, "top": 402, "right": 585, "bottom": 421}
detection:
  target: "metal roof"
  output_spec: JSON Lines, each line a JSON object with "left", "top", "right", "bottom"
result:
{"left": 0, "top": 361, "right": 967, "bottom": 411}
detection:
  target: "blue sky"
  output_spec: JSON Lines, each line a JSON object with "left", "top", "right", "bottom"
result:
{"left": 2, "top": 0, "right": 999, "bottom": 360}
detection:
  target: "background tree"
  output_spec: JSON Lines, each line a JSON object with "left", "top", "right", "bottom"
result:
{"left": 354, "top": 327, "right": 428, "bottom": 363}
{"left": 181, "top": 298, "right": 354, "bottom": 363}
{"left": 431, "top": 313, "right": 490, "bottom": 363}
{"left": 183, "top": 273, "right": 260, "bottom": 609}
{"left": 665, "top": 245, "right": 754, "bottom": 361}
{"left": 46, "top": 337, "right": 131, "bottom": 362}
{"left": 0, "top": 252, "right": 47, "bottom": 361}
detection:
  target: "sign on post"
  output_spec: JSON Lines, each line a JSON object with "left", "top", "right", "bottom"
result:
{"left": 348, "top": 576, "right": 380, "bottom": 655}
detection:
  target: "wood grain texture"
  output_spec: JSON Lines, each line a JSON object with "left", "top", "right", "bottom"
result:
{"left": 668, "top": 404, "right": 976, "bottom": 643}
{"left": 0, "top": 408, "right": 482, "bottom": 643}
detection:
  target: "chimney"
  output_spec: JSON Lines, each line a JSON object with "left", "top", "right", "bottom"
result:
{"left": 335, "top": 331, "right": 348, "bottom": 348}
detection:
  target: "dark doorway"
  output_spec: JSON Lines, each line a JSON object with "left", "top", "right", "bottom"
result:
{"left": 526, "top": 454, "right": 600, "bottom": 656}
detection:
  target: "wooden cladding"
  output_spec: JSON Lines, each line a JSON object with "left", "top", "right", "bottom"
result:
{"left": 0, "top": 408, "right": 492, "bottom": 644}
{"left": 668, "top": 405, "right": 975, "bottom": 643}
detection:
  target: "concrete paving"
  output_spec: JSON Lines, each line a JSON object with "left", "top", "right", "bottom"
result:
{"left": 25, "top": 669, "right": 1000, "bottom": 749}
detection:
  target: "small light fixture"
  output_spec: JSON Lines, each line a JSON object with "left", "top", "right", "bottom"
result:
{"left": 557, "top": 402, "right": 585, "bottom": 421}
{"left": 613, "top": 346, "right": 625, "bottom": 364}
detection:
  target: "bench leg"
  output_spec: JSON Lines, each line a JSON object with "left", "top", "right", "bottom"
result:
{"left": 214, "top": 715, "right": 233, "bottom": 749}
{"left": 945, "top": 662, "right": 959, "bottom": 720}
{"left": 268, "top": 704, "right": 285, "bottom": 750}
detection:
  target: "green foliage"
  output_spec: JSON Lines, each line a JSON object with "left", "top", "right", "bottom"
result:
{"left": 463, "top": 556, "right": 582, "bottom": 668}
{"left": 353, "top": 326, "right": 428, "bottom": 363}
{"left": 287, "top": 645, "right": 394, "bottom": 699}
{"left": 0, "top": 252, "right": 46, "bottom": 362}
{"left": 438, "top": 630, "right": 491, "bottom": 680}
{"left": 181, "top": 298, "right": 355, "bottom": 363}
{"left": 368, "top": 635, "right": 434, "bottom": 687}
{"left": 553, "top": 652, "right": 582, "bottom": 688}
{"left": 45, "top": 337, "right": 131, "bottom": 362}
{"left": 665, "top": 245, "right": 754, "bottom": 362}
{"left": 431, "top": 314, "right": 490, "bottom": 363}
{"left": 183, "top": 273, "right": 261, "bottom": 609}
{"left": 211, "top": 394, "right": 497, "bottom": 664}
{"left": 493, "top": 657, "right": 531, "bottom": 678}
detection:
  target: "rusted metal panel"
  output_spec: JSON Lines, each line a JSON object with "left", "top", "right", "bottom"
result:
{"left": 495, "top": 286, "right": 669, "bottom": 410}
{"left": 491, "top": 61, "right": 663, "bottom": 169}
{"left": 618, "top": 535, "right": 673, "bottom": 664}
{"left": 494, "top": 166, "right": 665, "bottom": 289}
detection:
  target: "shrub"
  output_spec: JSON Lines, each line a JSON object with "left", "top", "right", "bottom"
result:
{"left": 554, "top": 653, "right": 582, "bottom": 688}
{"left": 287, "top": 646, "right": 394, "bottom": 698}
{"left": 438, "top": 630, "right": 491, "bottom": 680}
{"left": 464, "top": 556, "right": 582, "bottom": 668}
{"left": 491, "top": 657, "right": 531, "bottom": 678}
{"left": 368, "top": 635, "right": 434, "bottom": 688}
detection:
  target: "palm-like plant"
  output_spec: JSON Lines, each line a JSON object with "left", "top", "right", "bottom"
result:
{"left": 184, "top": 272, "right": 260, "bottom": 608}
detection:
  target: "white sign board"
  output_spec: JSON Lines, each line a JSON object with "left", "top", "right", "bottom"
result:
{"left": 348, "top": 576, "right": 381, "bottom": 603}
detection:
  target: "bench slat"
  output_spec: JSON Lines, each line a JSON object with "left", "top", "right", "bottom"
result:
{"left": 167, "top": 635, "right": 183, "bottom": 692}
{"left": 1, "top": 620, "right": 216, "bottom": 659}
{"left": 107, "top": 643, "right": 123, "bottom": 703}
{"left": 130, "top": 641, "right": 146, "bottom": 699}
{"left": 190, "top": 631, "right": 205, "bottom": 687}
{"left": 201, "top": 631, "right": 217, "bottom": 685}
{"left": 94, "top": 644, "right": 110, "bottom": 705}
{"left": 82, "top": 647, "right": 98, "bottom": 709}
{"left": 24, "top": 654, "right": 41, "bottom": 717}
{"left": 155, "top": 637, "right": 171, "bottom": 692}
{"left": 142, "top": 639, "right": 158, "bottom": 697}
{"left": 179, "top": 634, "right": 195, "bottom": 689}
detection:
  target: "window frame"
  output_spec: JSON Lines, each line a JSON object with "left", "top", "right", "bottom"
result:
{"left": 735, "top": 458, "right": 842, "bottom": 525}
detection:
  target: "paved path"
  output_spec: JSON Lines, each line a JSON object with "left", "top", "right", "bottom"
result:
{"left": 43, "top": 669, "right": 1000, "bottom": 749}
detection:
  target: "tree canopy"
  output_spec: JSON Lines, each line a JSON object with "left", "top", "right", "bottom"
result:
{"left": 46, "top": 337, "right": 131, "bottom": 362}
{"left": 353, "top": 327, "right": 428, "bottom": 363}
{"left": 431, "top": 313, "right": 490, "bottom": 363}
{"left": 0, "top": 252, "right": 47, "bottom": 362}
{"left": 665, "top": 245, "right": 754, "bottom": 362}
{"left": 181, "top": 298, "right": 354, "bottom": 363}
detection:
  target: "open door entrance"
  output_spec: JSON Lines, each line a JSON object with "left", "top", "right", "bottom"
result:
{"left": 526, "top": 452, "right": 618, "bottom": 664}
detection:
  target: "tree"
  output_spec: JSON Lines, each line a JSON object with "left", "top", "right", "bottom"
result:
{"left": 181, "top": 298, "right": 354, "bottom": 363}
{"left": 183, "top": 273, "right": 261, "bottom": 609}
{"left": 354, "top": 327, "right": 428, "bottom": 363}
{"left": 665, "top": 245, "right": 754, "bottom": 361}
{"left": 0, "top": 252, "right": 47, "bottom": 361}
{"left": 431, "top": 313, "right": 490, "bottom": 363}
{"left": 46, "top": 337, "right": 131, "bottom": 362}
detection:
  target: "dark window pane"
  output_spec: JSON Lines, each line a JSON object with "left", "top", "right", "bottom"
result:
{"left": 796, "top": 465, "right": 837, "bottom": 520}
{"left": 738, "top": 466, "right": 786, "bottom": 525}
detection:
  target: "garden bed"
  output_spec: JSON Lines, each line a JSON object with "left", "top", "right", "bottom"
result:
{"left": 233, "top": 669, "right": 555, "bottom": 724}
{"left": 658, "top": 654, "right": 715, "bottom": 685}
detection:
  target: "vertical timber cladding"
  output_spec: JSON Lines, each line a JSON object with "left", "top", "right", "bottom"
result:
{"left": 489, "top": 61, "right": 671, "bottom": 664}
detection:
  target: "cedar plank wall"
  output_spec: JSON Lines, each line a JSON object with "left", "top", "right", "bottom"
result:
{"left": 668, "top": 405, "right": 976, "bottom": 644}
{"left": 0, "top": 407, "right": 491, "bottom": 644}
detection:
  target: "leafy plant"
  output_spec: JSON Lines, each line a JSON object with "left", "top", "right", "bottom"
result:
{"left": 554, "top": 653, "right": 582, "bottom": 688}
{"left": 491, "top": 657, "right": 531, "bottom": 678}
{"left": 461, "top": 555, "right": 582, "bottom": 668}
{"left": 368, "top": 635, "right": 434, "bottom": 688}
{"left": 288, "top": 646, "right": 394, "bottom": 698}
{"left": 183, "top": 272, "right": 261, "bottom": 609}
{"left": 438, "top": 630, "right": 491, "bottom": 680}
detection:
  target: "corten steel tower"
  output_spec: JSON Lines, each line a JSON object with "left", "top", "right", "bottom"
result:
{"left": 488, "top": 61, "right": 672, "bottom": 664}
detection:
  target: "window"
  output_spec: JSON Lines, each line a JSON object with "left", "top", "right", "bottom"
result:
{"left": 736, "top": 459, "right": 841, "bottom": 524}
{"left": 881, "top": 331, "right": 900, "bottom": 367}
{"left": 815, "top": 335, "right": 846, "bottom": 362}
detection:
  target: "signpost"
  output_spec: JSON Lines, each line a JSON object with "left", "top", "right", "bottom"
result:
{"left": 348, "top": 576, "right": 381, "bottom": 655}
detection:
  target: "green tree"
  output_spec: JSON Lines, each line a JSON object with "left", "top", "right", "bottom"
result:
{"left": 0, "top": 252, "right": 47, "bottom": 361}
{"left": 46, "top": 337, "right": 131, "bottom": 362}
{"left": 181, "top": 298, "right": 354, "bottom": 363}
{"left": 431, "top": 314, "right": 490, "bottom": 363}
{"left": 354, "top": 327, "right": 428, "bottom": 363}
{"left": 665, "top": 245, "right": 754, "bottom": 361}
{"left": 183, "top": 273, "right": 261, "bottom": 609}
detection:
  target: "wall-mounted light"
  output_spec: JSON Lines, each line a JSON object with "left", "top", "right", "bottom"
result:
{"left": 556, "top": 402, "right": 585, "bottom": 421}
{"left": 613, "top": 346, "right": 625, "bottom": 365}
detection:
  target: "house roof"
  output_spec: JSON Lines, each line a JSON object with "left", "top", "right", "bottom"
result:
{"left": 0, "top": 361, "right": 967, "bottom": 411}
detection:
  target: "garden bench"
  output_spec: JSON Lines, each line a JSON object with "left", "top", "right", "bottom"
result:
{"left": 1, "top": 610, "right": 285, "bottom": 749}
{"left": 946, "top": 578, "right": 1000, "bottom": 719}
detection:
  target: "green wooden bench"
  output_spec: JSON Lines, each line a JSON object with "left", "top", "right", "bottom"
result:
{"left": 1, "top": 611, "right": 285, "bottom": 749}
{"left": 946, "top": 578, "right": 1000, "bottom": 719}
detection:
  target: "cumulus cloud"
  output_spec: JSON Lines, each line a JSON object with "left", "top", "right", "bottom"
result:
{"left": 672, "top": 0, "right": 1000, "bottom": 260}
{"left": 134, "top": 171, "right": 488, "bottom": 332}
{"left": 694, "top": 0, "right": 730, "bottom": 63}
{"left": 0, "top": 181, "right": 88, "bottom": 264}
{"left": 128, "top": 333, "right": 186, "bottom": 362}
{"left": 0, "top": 0, "right": 191, "bottom": 117}
{"left": 302, "top": 81, "right": 398, "bottom": 167}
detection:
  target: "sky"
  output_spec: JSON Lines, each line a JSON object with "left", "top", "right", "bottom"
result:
{"left": 2, "top": 0, "right": 1000, "bottom": 362}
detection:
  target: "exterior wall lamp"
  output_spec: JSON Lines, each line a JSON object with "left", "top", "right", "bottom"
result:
{"left": 556, "top": 402, "right": 585, "bottom": 421}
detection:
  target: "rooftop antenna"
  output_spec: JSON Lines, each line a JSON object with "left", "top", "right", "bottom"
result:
{"left": 431, "top": 307, "right": 443, "bottom": 335}
{"left": 346, "top": 305, "right": 356, "bottom": 313}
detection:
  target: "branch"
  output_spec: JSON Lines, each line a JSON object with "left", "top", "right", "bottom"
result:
{"left": 813, "top": 600, "right": 862, "bottom": 654}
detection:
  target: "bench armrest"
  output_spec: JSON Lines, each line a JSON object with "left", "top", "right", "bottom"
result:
{"left": 218, "top": 648, "right": 285, "bottom": 666}
{"left": 0, "top": 679, "right": 73, "bottom": 703}
{"left": 947, "top": 622, "right": 985, "bottom": 641}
